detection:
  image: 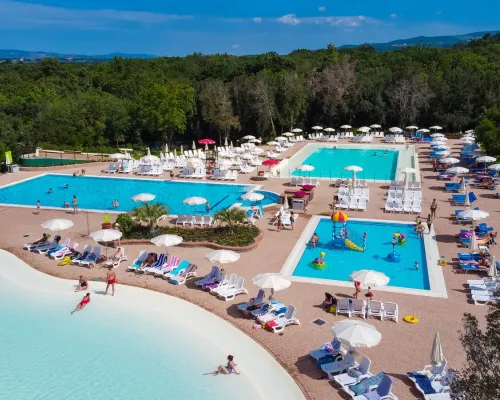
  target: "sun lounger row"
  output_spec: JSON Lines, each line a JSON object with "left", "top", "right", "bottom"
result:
{"left": 385, "top": 200, "right": 422, "bottom": 213}
{"left": 211, "top": 169, "right": 238, "bottom": 180}
{"left": 289, "top": 177, "right": 321, "bottom": 186}
{"left": 201, "top": 272, "right": 248, "bottom": 301}
{"left": 339, "top": 186, "right": 369, "bottom": 198}
{"left": 175, "top": 214, "right": 213, "bottom": 226}
{"left": 336, "top": 298, "right": 399, "bottom": 322}
{"left": 337, "top": 197, "right": 368, "bottom": 211}
{"left": 179, "top": 167, "right": 206, "bottom": 179}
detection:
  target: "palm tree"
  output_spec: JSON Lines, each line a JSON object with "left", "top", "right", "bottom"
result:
{"left": 132, "top": 203, "right": 169, "bottom": 228}
{"left": 214, "top": 208, "right": 246, "bottom": 233}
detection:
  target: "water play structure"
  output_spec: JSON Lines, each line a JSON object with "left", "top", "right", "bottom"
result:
{"left": 330, "top": 211, "right": 367, "bottom": 252}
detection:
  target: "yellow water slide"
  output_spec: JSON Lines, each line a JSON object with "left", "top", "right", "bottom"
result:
{"left": 345, "top": 238, "right": 364, "bottom": 252}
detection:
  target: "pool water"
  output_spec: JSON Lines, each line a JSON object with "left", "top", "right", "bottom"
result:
{"left": 291, "top": 148, "right": 399, "bottom": 181}
{"left": 0, "top": 174, "right": 279, "bottom": 214}
{"left": 292, "top": 219, "right": 430, "bottom": 290}
{"left": 0, "top": 251, "right": 304, "bottom": 400}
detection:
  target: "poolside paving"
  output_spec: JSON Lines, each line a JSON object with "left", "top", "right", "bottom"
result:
{"left": 0, "top": 139, "right": 496, "bottom": 400}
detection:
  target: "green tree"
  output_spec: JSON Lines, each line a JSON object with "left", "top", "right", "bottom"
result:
{"left": 214, "top": 208, "right": 246, "bottom": 233}
{"left": 132, "top": 203, "right": 169, "bottom": 228}
{"left": 475, "top": 108, "right": 500, "bottom": 156}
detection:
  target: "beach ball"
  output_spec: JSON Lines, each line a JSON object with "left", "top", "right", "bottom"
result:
{"left": 331, "top": 211, "right": 349, "bottom": 222}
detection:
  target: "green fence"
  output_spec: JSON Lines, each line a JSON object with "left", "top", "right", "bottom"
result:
{"left": 20, "top": 158, "right": 87, "bottom": 167}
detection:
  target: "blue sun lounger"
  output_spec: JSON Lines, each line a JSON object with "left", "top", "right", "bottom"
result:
{"left": 452, "top": 192, "right": 477, "bottom": 205}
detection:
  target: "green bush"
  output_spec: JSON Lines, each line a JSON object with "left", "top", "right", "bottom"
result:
{"left": 115, "top": 213, "right": 134, "bottom": 234}
{"left": 123, "top": 224, "right": 260, "bottom": 247}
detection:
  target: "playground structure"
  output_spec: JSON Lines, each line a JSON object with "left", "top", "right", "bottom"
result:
{"left": 330, "top": 211, "right": 367, "bottom": 252}
{"left": 387, "top": 232, "right": 406, "bottom": 262}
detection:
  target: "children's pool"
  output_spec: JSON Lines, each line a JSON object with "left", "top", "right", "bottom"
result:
{"left": 288, "top": 218, "right": 430, "bottom": 290}
{"left": 291, "top": 148, "right": 399, "bottom": 181}
{"left": 0, "top": 174, "right": 279, "bottom": 214}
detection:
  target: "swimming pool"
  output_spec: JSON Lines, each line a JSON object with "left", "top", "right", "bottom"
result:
{"left": 281, "top": 217, "right": 445, "bottom": 296}
{"left": 291, "top": 148, "right": 398, "bottom": 180}
{"left": 0, "top": 174, "right": 280, "bottom": 214}
{"left": 0, "top": 250, "right": 304, "bottom": 400}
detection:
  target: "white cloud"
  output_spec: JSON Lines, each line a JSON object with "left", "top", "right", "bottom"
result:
{"left": 390, "top": 13, "right": 397, "bottom": 19}
{"left": 277, "top": 14, "right": 376, "bottom": 27}
{"left": 277, "top": 14, "right": 301, "bottom": 25}
{"left": 232, "top": 44, "right": 240, "bottom": 48}
{"left": 0, "top": 0, "right": 192, "bottom": 29}
{"left": 253, "top": 17, "right": 262, "bottom": 24}
{"left": 318, "top": 6, "right": 326, "bottom": 12}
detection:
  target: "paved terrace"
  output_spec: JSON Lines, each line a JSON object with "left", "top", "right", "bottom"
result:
{"left": 0, "top": 139, "right": 495, "bottom": 400}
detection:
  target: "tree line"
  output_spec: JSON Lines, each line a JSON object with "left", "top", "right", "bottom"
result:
{"left": 1, "top": 33, "right": 500, "bottom": 161}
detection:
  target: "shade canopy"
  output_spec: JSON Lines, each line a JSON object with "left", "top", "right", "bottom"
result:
{"left": 457, "top": 209, "right": 489, "bottom": 221}
{"left": 349, "top": 270, "right": 390, "bottom": 287}
{"left": 262, "top": 159, "right": 280, "bottom": 166}
{"left": 297, "top": 164, "right": 315, "bottom": 172}
{"left": 282, "top": 132, "right": 294, "bottom": 137}
{"left": 312, "top": 126, "right": 323, "bottom": 130}
{"left": 331, "top": 211, "right": 348, "bottom": 222}
{"left": 344, "top": 165, "right": 363, "bottom": 173}
{"left": 358, "top": 126, "right": 371, "bottom": 132}
{"left": 332, "top": 320, "right": 382, "bottom": 348}
{"left": 370, "top": 124, "right": 382, "bottom": 128}
{"left": 430, "top": 126, "right": 443, "bottom": 130}
{"left": 389, "top": 127, "right": 403, "bottom": 133}
{"left": 206, "top": 249, "right": 240, "bottom": 264}
{"left": 241, "top": 192, "right": 264, "bottom": 201}
{"left": 291, "top": 128, "right": 302, "bottom": 133}
{"left": 242, "top": 135, "right": 255, "bottom": 140}
{"left": 198, "top": 139, "right": 215, "bottom": 145}
{"left": 430, "top": 133, "right": 444, "bottom": 138}
{"left": 90, "top": 229, "right": 122, "bottom": 242}
{"left": 41, "top": 219, "right": 74, "bottom": 231}
{"left": 249, "top": 138, "right": 262, "bottom": 143}
{"left": 446, "top": 167, "right": 469, "bottom": 175}
{"left": 132, "top": 193, "right": 156, "bottom": 202}
{"left": 150, "top": 234, "right": 183, "bottom": 247}
{"left": 419, "top": 128, "right": 430, "bottom": 133}
{"left": 406, "top": 125, "right": 418, "bottom": 130}
{"left": 475, "top": 156, "right": 496, "bottom": 163}
{"left": 183, "top": 196, "right": 207, "bottom": 206}
{"left": 267, "top": 141, "right": 279, "bottom": 146}
{"left": 440, "top": 158, "right": 460, "bottom": 165}
{"left": 488, "top": 164, "right": 500, "bottom": 171}
{"left": 252, "top": 273, "right": 291, "bottom": 291}
{"left": 324, "top": 127, "right": 335, "bottom": 132}
{"left": 430, "top": 332, "right": 445, "bottom": 366}
{"left": 340, "top": 125, "right": 352, "bottom": 129}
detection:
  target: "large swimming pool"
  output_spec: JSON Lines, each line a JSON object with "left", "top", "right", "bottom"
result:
{"left": 0, "top": 174, "right": 279, "bottom": 214}
{"left": 0, "top": 251, "right": 304, "bottom": 400}
{"left": 290, "top": 148, "right": 399, "bottom": 181}
{"left": 285, "top": 218, "right": 431, "bottom": 291}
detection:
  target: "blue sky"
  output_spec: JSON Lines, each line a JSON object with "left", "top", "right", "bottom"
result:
{"left": 0, "top": 0, "right": 498, "bottom": 55}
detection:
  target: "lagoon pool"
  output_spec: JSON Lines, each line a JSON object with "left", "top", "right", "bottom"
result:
{"left": 0, "top": 251, "right": 304, "bottom": 400}
{"left": 291, "top": 148, "right": 399, "bottom": 181}
{"left": 289, "top": 218, "right": 430, "bottom": 291}
{"left": 0, "top": 174, "right": 279, "bottom": 214}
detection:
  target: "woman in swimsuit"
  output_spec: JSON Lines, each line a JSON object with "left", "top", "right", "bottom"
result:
{"left": 104, "top": 269, "right": 117, "bottom": 296}
{"left": 71, "top": 293, "right": 90, "bottom": 314}
{"left": 75, "top": 276, "right": 88, "bottom": 292}
{"left": 207, "top": 355, "right": 239, "bottom": 375}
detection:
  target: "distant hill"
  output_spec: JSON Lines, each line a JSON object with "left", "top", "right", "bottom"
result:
{"left": 0, "top": 49, "right": 156, "bottom": 61}
{"left": 338, "top": 31, "right": 500, "bottom": 51}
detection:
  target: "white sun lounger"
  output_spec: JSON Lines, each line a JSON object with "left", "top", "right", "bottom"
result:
{"left": 126, "top": 251, "right": 147, "bottom": 271}
{"left": 383, "top": 302, "right": 399, "bottom": 322}
{"left": 333, "top": 356, "right": 372, "bottom": 389}
{"left": 79, "top": 247, "right": 102, "bottom": 267}
{"left": 265, "top": 305, "right": 300, "bottom": 333}
{"left": 321, "top": 350, "right": 358, "bottom": 379}
{"left": 211, "top": 273, "right": 237, "bottom": 295}
{"left": 472, "top": 294, "right": 498, "bottom": 305}
{"left": 217, "top": 276, "right": 248, "bottom": 301}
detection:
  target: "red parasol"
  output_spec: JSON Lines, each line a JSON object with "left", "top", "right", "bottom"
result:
{"left": 198, "top": 139, "right": 216, "bottom": 144}
{"left": 294, "top": 191, "right": 307, "bottom": 197}
{"left": 262, "top": 159, "right": 280, "bottom": 166}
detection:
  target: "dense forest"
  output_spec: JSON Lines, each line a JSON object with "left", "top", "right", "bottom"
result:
{"left": 1, "top": 33, "right": 500, "bottom": 161}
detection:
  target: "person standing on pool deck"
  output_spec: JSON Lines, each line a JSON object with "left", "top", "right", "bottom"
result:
{"left": 277, "top": 214, "right": 282, "bottom": 232}
{"left": 71, "top": 293, "right": 90, "bottom": 314}
{"left": 427, "top": 214, "right": 433, "bottom": 234}
{"left": 36, "top": 200, "right": 41, "bottom": 214}
{"left": 353, "top": 281, "right": 361, "bottom": 299}
{"left": 430, "top": 199, "right": 437, "bottom": 219}
{"left": 206, "top": 355, "right": 239, "bottom": 375}
{"left": 104, "top": 269, "right": 116, "bottom": 296}
{"left": 72, "top": 195, "right": 79, "bottom": 214}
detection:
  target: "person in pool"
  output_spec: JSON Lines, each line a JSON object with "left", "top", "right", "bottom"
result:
{"left": 75, "top": 276, "right": 88, "bottom": 292}
{"left": 205, "top": 202, "right": 210, "bottom": 212}
{"left": 374, "top": 151, "right": 378, "bottom": 156}
{"left": 48, "top": 188, "right": 53, "bottom": 194}
{"left": 310, "top": 233, "right": 319, "bottom": 247}
{"left": 64, "top": 184, "right": 69, "bottom": 189}
{"left": 71, "top": 293, "right": 90, "bottom": 314}
{"left": 63, "top": 201, "right": 70, "bottom": 209}
{"left": 206, "top": 355, "right": 240, "bottom": 376}
{"left": 383, "top": 151, "right": 387, "bottom": 157}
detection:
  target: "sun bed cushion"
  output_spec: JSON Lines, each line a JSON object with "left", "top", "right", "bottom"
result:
{"left": 407, "top": 373, "right": 436, "bottom": 394}
{"left": 350, "top": 372, "right": 385, "bottom": 396}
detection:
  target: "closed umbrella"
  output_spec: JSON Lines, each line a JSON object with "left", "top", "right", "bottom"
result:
{"left": 470, "top": 230, "right": 479, "bottom": 251}
{"left": 349, "top": 270, "right": 390, "bottom": 288}
{"left": 224, "top": 137, "right": 228, "bottom": 147}
{"left": 430, "top": 332, "right": 444, "bottom": 366}
{"left": 165, "top": 143, "right": 169, "bottom": 153}
{"left": 459, "top": 178, "right": 466, "bottom": 193}
{"left": 241, "top": 192, "right": 264, "bottom": 201}
{"left": 183, "top": 196, "right": 207, "bottom": 206}
{"left": 206, "top": 249, "right": 240, "bottom": 264}
{"left": 192, "top": 141, "right": 196, "bottom": 151}
{"left": 324, "top": 127, "right": 335, "bottom": 132}
{"left": 332, "top": 320, "right": 382, "bottom": 348}
{"left": 464, "top": 191, "right": 471, "bottom": 208}
{"left": 252, "top": 273, "right": 291, "bottom": 300}
{"left": 132, "top": 193, "right": 156, "bottom": 202}
{"left": 150, "top": 234, "right": 183, "bottom": 255}
{"left": 283, "top": 195, "right": 289, "bottom": 210}
{"left": 41, "top": 219, "right": 73, "bottom": 231}
{"left": 230, "top": 141, "right": 234, "bottom": 149}
{"left": 312, "top": 126, "right": 323, "bottom": 130}
{"left": 488, "top": 255, "right": 497, "bottom": 278}
{"left": 180, "top": 145, "right": 184, "bottom": 155}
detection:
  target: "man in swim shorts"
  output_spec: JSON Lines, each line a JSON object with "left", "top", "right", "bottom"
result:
{"left": 104, "top": 269, "right": 117, "bottom": 296}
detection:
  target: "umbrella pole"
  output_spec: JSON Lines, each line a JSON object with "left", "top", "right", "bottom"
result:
{"left": 269, "top": 288, "right": 275, "bottom": 300}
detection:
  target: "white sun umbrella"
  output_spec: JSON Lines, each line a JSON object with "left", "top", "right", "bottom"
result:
{"left": 358, "top": 126, "right": 371, "bottom": 133}
{"left": 430, "top": 126, "right": 443, "bottom": 130}
{"left": 267, "top": 141, "right": 279, "bottom": 146}
{"left": 242, "top": 135, "right": 255, "bottom": 140}
{"left": 241, "top": 192, "right": 264, "bottom": 201}
{"left": 230, "top": 141, "right": 234, "bottom": 149}
{"left": 90, "top": 229, "right": 122, "bottom": 258}
{"left": 459, "top": 178, "right": 467, "bottom": 193}
{"left": 457, "top": 209, "right": 489, "bottom": 221}
{"left": 430, "top": 332, "right": 445, "bottom": 366}
{"left": 419, "top": 128, "right": 430, "bottom": 133}
{"left": 224, "top": 137, "right": 228, "bottom": 147}
{"left": 132, "top": 193, "right": 156, "bottom": 202}
{"left": 109, "top": 153, "right": 126, "bottom": 160}
{"left": 283, "top": 195, "right": 289, "bottom": 210}
{"left": 41, "top": 219, "right": 74, "bottom": 232}
{"left": 440, "top": 158, "right": 460, "bottom": 165}
{"left": 389, "top": 127, "right": 403, "bottom": 133}
{"left": 340, "top": 125, "right": 352, "bottom": 129}
{"left": 183, "top": 196, "right": 207, "bottom": 206}
{"left": 475, "top": 156, "right": 496, "bottom": 163}
{"left": 446, "top": 167, "right": 469, "bottom": 175}
{"left": 282, "top": 132, "right": 294, "bottom": 137}
{"left": 180, "top": 145, "right": 184, "bottom": 155}
{"left": 274, "top": 136, "right": 286, "bottom": 141}
{"left": 312, "top": 126, "right": 323, "bottom": 130}
{"left": 324, "top": 127, "right": 335, "bottom": 132}
{"left": 349, "top": 270, "right": 390, "bottom": 288}
{"left": 470, "top": 230, "right": 479, "bottom": 251}
{"left": 242, "top": 153, "right": 254, "bottom": 160}
{"left": 406, "top": 125, "right": 418, "bottom": 130}
{"left": 344, "top": 165, "right": 363, "bottom": 186}
{"left": 488, "top": 255, "right": 497, "bottom": 278}
{"left": 249, "top": 138, "right": 262, "bottom": 143}
{"left": 191, "top": 140, "right": 196, "bottom": 151}
{"left": 141, "top": 148, "right": 159, "bottom": 163}
{"left": 297, "top": 164, "right": 315, "bottom": 172}
{"left": 332, "top": 320, "right": 382, "bottom": 348}
{"left": 291, "top": 128, "right": 302, "bottom": 133}
{"left": 165, "top": 143, "right": 169, "bottom": 153}
{"left": 464, "top": 190, "right": 471, "bottom": 208}
{"left": 150, "top": 234, "right": 183, "bottom": 255}
{"left": 206, "top": 249, "right": 240, "bottom": 265}
{"left": 488, "top": 164, "right": 500, "bottom": 171}
{"left": 252, "top": 273, "right": 291, "bottom": 300}
{"left": 370, "top": 124, "right": 382, "bottom": 129}
{"left": 430, "top": 133, "right": 444, "bottom": 138}
{"left": 436, "top": 151, "right": 451, "bottom": 157}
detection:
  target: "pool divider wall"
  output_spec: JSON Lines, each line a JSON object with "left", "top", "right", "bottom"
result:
{"left": 279, "top": 215, "right": 447, "bottom": 298}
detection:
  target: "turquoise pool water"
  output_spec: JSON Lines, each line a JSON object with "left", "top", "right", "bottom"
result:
{"left": 292, "top": 219, "right": 430, "bottom": 290}
{"left": 291, "top": 148, "right": 399, "bottom": 180}
{"left": 0, "top": 174, "right": 279, "bottom": 214}
{"left": 0, "top": 251, "right": 302, "bottom": 400}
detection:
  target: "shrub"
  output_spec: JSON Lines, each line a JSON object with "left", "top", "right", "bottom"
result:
{"left": 115, "top": 213, "right": 134, "bottom": 234}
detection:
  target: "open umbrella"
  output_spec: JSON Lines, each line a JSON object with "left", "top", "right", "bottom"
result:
{"left": 430, "top": 332, "right": 444, "bottom": 366}
{"left": 206, "top": 250, "right": 240, "bottom": 265}
{"left": 262, "top": 159, "right": 279, "bottom": 166}
{"left": 419, "top": 128, "right": 430, "bottom": 133}
{"left": 132, "top": 193, "right": 156, "bottom": 202}
{"left": 340, "top": 125, "right": 352, "bottom": 129}
{"left": 389, "top": 127, "right": 403, "bottom": 133}
{"left": 344, "top": 165, "right": 363, "bottom": 186}
{"left": 446, "top": 167, "right": 469, "bottom": 175}
{"left": 324, "top": 127, "right": 335, "bottom": 132}
{"left": 370, "top": 124, "right": 382, "bottom": 129}
{"left": 282, "top": 132, "right": 294, "bottom": 137}
{"left": 242, "top": 135, "right": 255, "bottom": 140}
{"left": 457, "top": 209, "right": 489, "bottom": 221}
{"left": 430, "top": 126, "right": 443, "bottom": 130}
{"left": 291, "top": 128, "right": 302, "bottom": 133}
{"left": 430, "top": 133, "right": 444, "bottom": 138}
{"left": 183, "top": 196, "right": 207, "bottom": 206}
{"left": 274, "top": 136, "right": 286, "bottom": 141}
{"left": 332, "top": 320, "right": 382, "bottom": 348}
{"left": 252, "top": 273, "right": 291, "bottom": 300}
{"left": 349, "top": 270, "right": 390, "bottom": 288}
{"left": 440, "top": 158, "right": 460, "bottom": 165}
{"left": 488, "top": 164, "right": 500, "bottom": 171}
{"left": 297, "top": 164, "right": 315, "bottom": 172}
{"left": 41, "top": 219, "right": 73, "bottom": 231}
{"left": 241, "top": 192, "right": 264, "bottom": 201}
{"left": 475, "top": 156, "right": 496, "bottom": 163}
{"left": 489, "top": 255, "right": 497, "bottom": 278}
{"left": 312, "top": 126, "right": 323, "bottom": 130}
{"left": 406, "top": 125, "right": 418, "bottom": 130}
{"left": 358, "top": 127, "right": 371, "bottom": 133}
{"left": 90, "top": 229, "right": 122, "bottom": 258}
{"left": 150, "top": 234, "right": 183, "bottom": 255}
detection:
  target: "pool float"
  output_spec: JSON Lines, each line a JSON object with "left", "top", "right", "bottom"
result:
{"left": 438, "top": 257, "right": 447, "bottom": 267}
{"left": 311, "top": 252, "right": 327, "bottom": 270}
{"left": 394, "top": 232, "right": 406, "bottom": 245}
{"left": 404, "top": 315, "right": 419, "bottom": 324}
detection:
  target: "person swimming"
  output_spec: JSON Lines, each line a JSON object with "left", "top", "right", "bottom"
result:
{"left": 64, "top": 184, "right": 69, "bottom": 189}
{"left": 48, "top": 188, "right": 53, "bottom": 194}
{"left": 310, "top": 233, "right": 319, "bottom": 248}
{"left": 374, "top": 151, "right": 378, "bottom": 156}
{"left": 383, "top": 151, "right": 387, "bottom": 156}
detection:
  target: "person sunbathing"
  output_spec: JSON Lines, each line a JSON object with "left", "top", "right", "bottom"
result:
{"left": 103, "top": 247, "right": 124, "bottom": 267}
{"left": 205, "top": 355, "right": 239, "bottom": 376}
{"left": 28, "top": 233, "right": 50, "bottom": 247}
{"left": 138, "top": 253, "right": 157, "bottom": 271}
